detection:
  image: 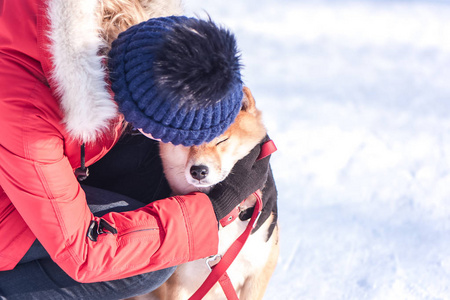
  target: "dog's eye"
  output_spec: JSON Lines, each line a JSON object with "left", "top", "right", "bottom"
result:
{"left": 216, "top": 137, "right": 229, "bottom": 146}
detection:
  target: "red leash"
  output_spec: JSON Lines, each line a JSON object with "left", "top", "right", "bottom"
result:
{"left": 188, "top": 192, "right": 263, "bottom": 300}
{"left": 189, "top": 139, "right": 276, "bottom": 300}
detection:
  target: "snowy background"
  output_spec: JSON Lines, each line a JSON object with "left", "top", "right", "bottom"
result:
{"left": 185, "top": 1, "right": 450, "bottom": 299}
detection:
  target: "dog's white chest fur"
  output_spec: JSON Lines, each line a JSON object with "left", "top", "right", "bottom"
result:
{"left": 168, "top": 205, "right": 273, "bottom": 300}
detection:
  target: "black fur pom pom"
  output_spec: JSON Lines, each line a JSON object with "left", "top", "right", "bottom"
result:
{"left": 153, "top": 18, "right": 243, "bottom": 109}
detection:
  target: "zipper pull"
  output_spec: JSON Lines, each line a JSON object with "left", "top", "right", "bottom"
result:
{"left": 86, "top": 219, "right": 118, "bottom": 242}
{"left": 75, "top": 143, "right": 89, "bottom": 181}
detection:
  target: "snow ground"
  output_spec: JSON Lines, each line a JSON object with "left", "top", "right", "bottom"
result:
{"left": 184, "top": 1, "right": 450, "bottom": 299}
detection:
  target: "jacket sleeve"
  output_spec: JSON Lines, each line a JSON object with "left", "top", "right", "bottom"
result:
{"left": 0, "top": 89, "right": 219, "bottom": 283}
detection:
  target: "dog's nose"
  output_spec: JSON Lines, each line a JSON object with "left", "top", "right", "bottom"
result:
{"left": 190, "top": 165, "right": 209, "bottom": 180}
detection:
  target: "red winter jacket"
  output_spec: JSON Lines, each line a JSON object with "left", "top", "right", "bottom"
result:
{"left": 0, "top": 0, "right": 219, "bottom": 282}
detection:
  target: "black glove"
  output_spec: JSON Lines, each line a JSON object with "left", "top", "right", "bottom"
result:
{"left": 239, "top": 166, "right": 278, "bottom": 238}
{"left": 208, "top": 137, "right": 271, "bottom": 222}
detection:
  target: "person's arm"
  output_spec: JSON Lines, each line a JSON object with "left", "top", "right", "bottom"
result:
{"left": 0, "top": 99, "right": 218, "bottom": 283}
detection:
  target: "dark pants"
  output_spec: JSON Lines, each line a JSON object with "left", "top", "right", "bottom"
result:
{"left": 0, "top": 133, "right": 174, "bottom": 300}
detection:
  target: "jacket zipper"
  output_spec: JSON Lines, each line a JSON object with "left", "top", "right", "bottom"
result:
{"left": 87, "top": 218, "right": 158, "bottom": 242}
{"left": 118, "top": 228, "right": 157, "bottom": 238}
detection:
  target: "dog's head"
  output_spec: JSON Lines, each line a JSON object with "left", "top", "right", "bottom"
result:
{"left": 159, "top": 87, "right": 267, "bottom": 193}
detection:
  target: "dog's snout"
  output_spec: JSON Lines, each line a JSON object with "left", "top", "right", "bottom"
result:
{"left": 190, "top": 165, "right": 209, "bottom": 180}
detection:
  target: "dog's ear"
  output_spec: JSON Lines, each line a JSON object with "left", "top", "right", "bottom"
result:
{"left": 241, "top": 86, "right": 257, "bottom": 113}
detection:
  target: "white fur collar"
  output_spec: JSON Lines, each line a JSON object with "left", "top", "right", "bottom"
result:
{"left": 46, "top": 0, "right": 184, "bottom": 142}
{"left": 47, "top": 0, "right": 116, "bottom": 143}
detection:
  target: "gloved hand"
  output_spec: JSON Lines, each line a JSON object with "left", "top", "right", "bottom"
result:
{"left": 208, "top": 136, "right": 271, "bottom": 222}
{"left": 239, "top": 166, "right": 278, "bottom": 236}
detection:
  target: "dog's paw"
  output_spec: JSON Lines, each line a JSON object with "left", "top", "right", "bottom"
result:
{"left": 238, "top": 189, "right": 261, "bottom": 221}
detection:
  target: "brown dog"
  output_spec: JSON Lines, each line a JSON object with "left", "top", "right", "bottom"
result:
{"left": 140, "top": 87, "right": 279, "bottom": 300}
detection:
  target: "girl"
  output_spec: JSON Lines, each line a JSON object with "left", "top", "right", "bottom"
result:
{"left": 0, "top": 0, "right": 269, "bottom": 298}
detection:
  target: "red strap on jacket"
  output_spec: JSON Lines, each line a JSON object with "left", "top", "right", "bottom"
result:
{"left": 188, "top": 193, "right": 263, "bottom": 300}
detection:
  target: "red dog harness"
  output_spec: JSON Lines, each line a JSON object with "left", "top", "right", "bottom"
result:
{"left": 189, "top": 140, "right": 277, "bottom": 300}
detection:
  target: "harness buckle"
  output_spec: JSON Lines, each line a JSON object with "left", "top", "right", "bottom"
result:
{"left": 206, "top": 254, "right": 222, "bottom": 271}
{"left": 253, "top": 211, "right": 262, "bottom": 229}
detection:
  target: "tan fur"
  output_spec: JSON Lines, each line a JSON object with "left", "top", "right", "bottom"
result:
{"left": 98, "top": 0, "right": 147, "bottom": 48}
{"left": 239, "top": 221, "right": 280, "bottom": 300}
{"left": 137, "top": 87, "right": 279, "bottom": 300}
{"left": 98, "top": 0, "right": 183, "bottom": 52}
{"left": 159, "top": 87, "right": 267, "bottom": 195}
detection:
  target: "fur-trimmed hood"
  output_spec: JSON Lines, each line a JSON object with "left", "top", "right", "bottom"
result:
{"left": 44, "top": 0, "right": 183, "bottom": 142}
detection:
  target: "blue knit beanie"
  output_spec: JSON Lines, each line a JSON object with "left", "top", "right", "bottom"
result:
{"left": 108, "top": 16, "right": 243, "bottom": 146}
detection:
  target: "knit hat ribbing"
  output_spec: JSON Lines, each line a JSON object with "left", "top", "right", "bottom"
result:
{"left": 108, "top": 16, "right": 243, "bottom": 146}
